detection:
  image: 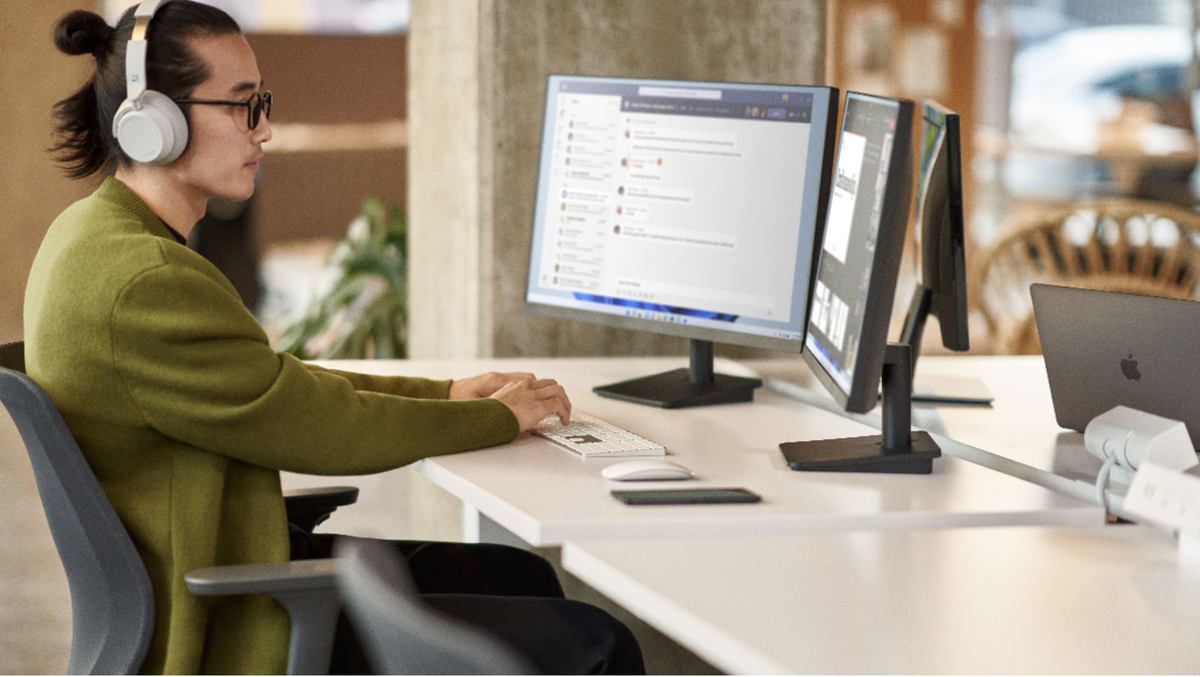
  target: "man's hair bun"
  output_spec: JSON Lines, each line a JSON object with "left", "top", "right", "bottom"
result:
{"left": 54, "top": 10, "right": 116, "bottom": 57}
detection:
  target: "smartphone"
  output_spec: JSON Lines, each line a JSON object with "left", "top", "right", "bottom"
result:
{"left": 611, "top": 487, "right": 762, "bottom": 505}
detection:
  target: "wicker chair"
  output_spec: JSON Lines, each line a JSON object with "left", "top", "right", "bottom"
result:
{"left": 973, "top": 198, "right": 1200, "bottom": 354}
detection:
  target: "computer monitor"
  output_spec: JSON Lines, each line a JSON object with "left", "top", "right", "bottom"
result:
{"left": 899, "top": 100, "right": 969, "bottom": 367}
{"left": 524, "top": 75, "right": 839, "bottom": 408}
{"left": 782, "top": 91, "right": 942, "bottom": 474}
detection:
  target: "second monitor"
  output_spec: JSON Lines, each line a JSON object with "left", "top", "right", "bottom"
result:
{"left": 783, "top": 91, "right": 943, "bottom": 474}
{"left": 524, "top": 75, "right": 839, "bottom": 408}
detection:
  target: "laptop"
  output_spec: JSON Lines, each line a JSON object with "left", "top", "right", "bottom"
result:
{"left": 1031, "top": 283, "right": 1200, "bottom": 450}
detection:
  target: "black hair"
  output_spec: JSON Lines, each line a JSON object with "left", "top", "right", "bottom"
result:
{"left": 50, "top": 1, "right": 241, "bottom": 179}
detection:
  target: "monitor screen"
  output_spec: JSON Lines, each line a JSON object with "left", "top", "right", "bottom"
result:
{"left": 524, "top": 75, "right": 838, "bottom": 355}
{"left": 803, "top": 92, "right": 915, "bottom": 414}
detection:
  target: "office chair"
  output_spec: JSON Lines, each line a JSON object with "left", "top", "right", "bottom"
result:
{"left": 0, "top": 341, "right": 353, "bottom": 674}
{"left": 335, "top": 537, "right": 537, "bottom": 675}
{"left": 973, "top": 199, "right": 1200, "bottom": 353}
{"left": 0, "top": 341, "right": 24, "bottom": 375}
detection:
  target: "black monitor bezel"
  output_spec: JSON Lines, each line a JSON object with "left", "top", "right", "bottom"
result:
{"left": 522, "top": 74, "right": 840, "bottom": 355}
{"left": 915, "top": 100, "right": 969, "bottom": 351}
{"left": 802, "top": 92, "right": 916, "bottom": 414}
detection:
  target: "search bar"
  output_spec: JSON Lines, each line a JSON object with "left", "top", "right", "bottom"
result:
{"left": 637, "top": 86, "right": 722, "bottom": 100}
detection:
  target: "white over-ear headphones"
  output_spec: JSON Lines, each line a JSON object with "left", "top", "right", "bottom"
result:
{"left": 112, "top": 0, "right": 188, "bottom": 165}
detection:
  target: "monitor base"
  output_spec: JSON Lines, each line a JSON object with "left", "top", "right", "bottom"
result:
{"left": 594, "top": 368, "right": 762, "bottom": 409}
{"left": 780, "top": 430, "right": 941, "bottom": 474}
{"left": 783, "top": 343, "right": 940, "bottom": 474}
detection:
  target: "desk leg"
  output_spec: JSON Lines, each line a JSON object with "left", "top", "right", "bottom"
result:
{"left": 462, "top": 505, "right": 531, "bottom": 550}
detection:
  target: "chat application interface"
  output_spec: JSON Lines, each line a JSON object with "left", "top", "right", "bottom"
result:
{"left": 807, "top": 96, "right": 900, "bottom": 392}
{"left": 530, "top": 78, "right": 817, "bottom": 339}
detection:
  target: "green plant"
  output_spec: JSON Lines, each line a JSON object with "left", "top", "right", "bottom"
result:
{"left": 274, "top": 198, "right": 408, "bottom": 359}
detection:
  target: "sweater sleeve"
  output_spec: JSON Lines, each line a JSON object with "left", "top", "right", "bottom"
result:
{"left": 108, "top": 253, "right": 518, "bottom": 476}
{"left": 300, "top": 362, "right": 453, "bottom": 399}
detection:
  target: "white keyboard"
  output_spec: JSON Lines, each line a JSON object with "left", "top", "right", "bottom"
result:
{"left": 532, "top": 411, "right": 666, "bottom": 458}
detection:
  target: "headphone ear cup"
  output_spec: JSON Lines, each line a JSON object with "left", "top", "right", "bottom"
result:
{"left": 113, "top": 90, "right": 189, "bottom": 165}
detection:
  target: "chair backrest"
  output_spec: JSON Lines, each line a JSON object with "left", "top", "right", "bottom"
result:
{"left": 974, "top": 198, "right": 1200, "bottom": 354}
{"left": 335, "top": 538, "right": 535, "bottom": 675}
{"left": 0, "top": 341, "right": 25, "bottom": 374}
{"left": 0, "top": 359, "right": 155, "bottom": 674}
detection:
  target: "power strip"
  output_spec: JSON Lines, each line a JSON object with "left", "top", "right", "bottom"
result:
{"left": 1124, "top": 461, "right": 1200, "bottom": 535}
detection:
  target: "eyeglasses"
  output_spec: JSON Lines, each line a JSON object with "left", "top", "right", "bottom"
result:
{"left": 173, "top": 91, "right": 272, "bottom": 130}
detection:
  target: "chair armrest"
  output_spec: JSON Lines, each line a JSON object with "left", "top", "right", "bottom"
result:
{"left": 283, "top": 485, "right": 359, "bottom": 533}
{"left": 185, "top": 559, "right": 338, "bottom": 596}
{"left": 186, "top": 560, "right": 340, "bottom": 675}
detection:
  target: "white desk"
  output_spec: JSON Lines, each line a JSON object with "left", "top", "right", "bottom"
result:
{"left": 563, "top": 524, "right": 1200, "bottom": 674}
{"left": 757, "top": 355, "right": 1134, "bottom": 512}
{"left": 311, "top": 357, "right": 1099, "bottom": 547}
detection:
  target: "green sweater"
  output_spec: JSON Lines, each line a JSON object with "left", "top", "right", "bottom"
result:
{"left": 24, "top": 177, "right": 519, "bottom": 674}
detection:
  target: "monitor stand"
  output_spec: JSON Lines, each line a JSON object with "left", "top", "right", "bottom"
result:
{"left": 593, "top": 339, "right": 762, "bottom": 409}
{"left": 897, "top": 285, "right": 992, "bottom": 406}
{"left": 780, "top": 342, "right": 941, "bottom": 474}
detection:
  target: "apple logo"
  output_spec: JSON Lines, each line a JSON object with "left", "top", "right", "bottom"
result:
{"left": 1120, "top": 353, "right": 1141, "bottom": 381}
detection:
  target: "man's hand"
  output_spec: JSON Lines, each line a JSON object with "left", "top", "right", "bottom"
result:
{"left": 448, "top": 372, "right": 536, "bottom": 400}
{"left": 489, "top": 378, "right": 572, "bottom": 432}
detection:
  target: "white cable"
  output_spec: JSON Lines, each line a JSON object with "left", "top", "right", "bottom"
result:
{"left": 1096, "top": 454, "right": 1118, "bottom": 514}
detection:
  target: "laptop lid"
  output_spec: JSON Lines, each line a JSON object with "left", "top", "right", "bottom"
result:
{"left": 1031, "top": 283, "right": 1200, "bottom": 450}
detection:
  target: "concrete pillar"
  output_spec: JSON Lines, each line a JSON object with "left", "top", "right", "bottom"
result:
{"left": 408, "top": 0, "right": 826, "bottom": 359}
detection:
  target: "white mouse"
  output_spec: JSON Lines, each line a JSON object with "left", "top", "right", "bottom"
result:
{"left": 601, "top": 460, "right": 694, "bottom": 481}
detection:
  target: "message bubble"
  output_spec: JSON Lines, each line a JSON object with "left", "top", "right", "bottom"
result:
{"left": 629, "top": 155, "right": 663, "bottom": 169}
{"left": 622, "top": 184, "right": 694, "bottom": 204}
{"left": 627, "top": 170, "right": 661, "bottom": 182}
{"left": 624, "top": 159, "right": 663, "bottom": 182}
{"left": 554, "top": 226, "right": 605, "bottom": 243}
{"left": 617, "top": 224, "right": 736, "bottom": 250}
{"left": 552, "top": 261, "right": 601, "bottom": 277}
{"left": 562, "top": 188, "right": 609, "bottom": 204}
{"left": 614, "top": 204, "right": 651, "bottom": 221}
{"left": 554, "top": 239, "right": 603, "bottom": 255}
{"left": 629, "top": 128, "right": 742, "bottom": 159}
{"left": 565, "top": 157, "right": 609, "bottom": 170}
{"left": 564, "top": 120, "right": 610, "bottom": 133}
{"left": 553, "top": 273, "right": 600, "bottom": 292}
{"left": 561, "top": 129, "right": 609, "bottom": 144}
{"left": 563, "top": 141, "right": 610, "bottom": 157}
{"left": 556, "top": 250, "right": 603, "bottom": 265}
{"left": 565, "top": 146, "right": 608, "bottom": 159}
{"left": 559, "top": 201, "right": 607, "bottom": 216}
{"left": 564, "top": 169, "right": 608, "bottom": 183}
